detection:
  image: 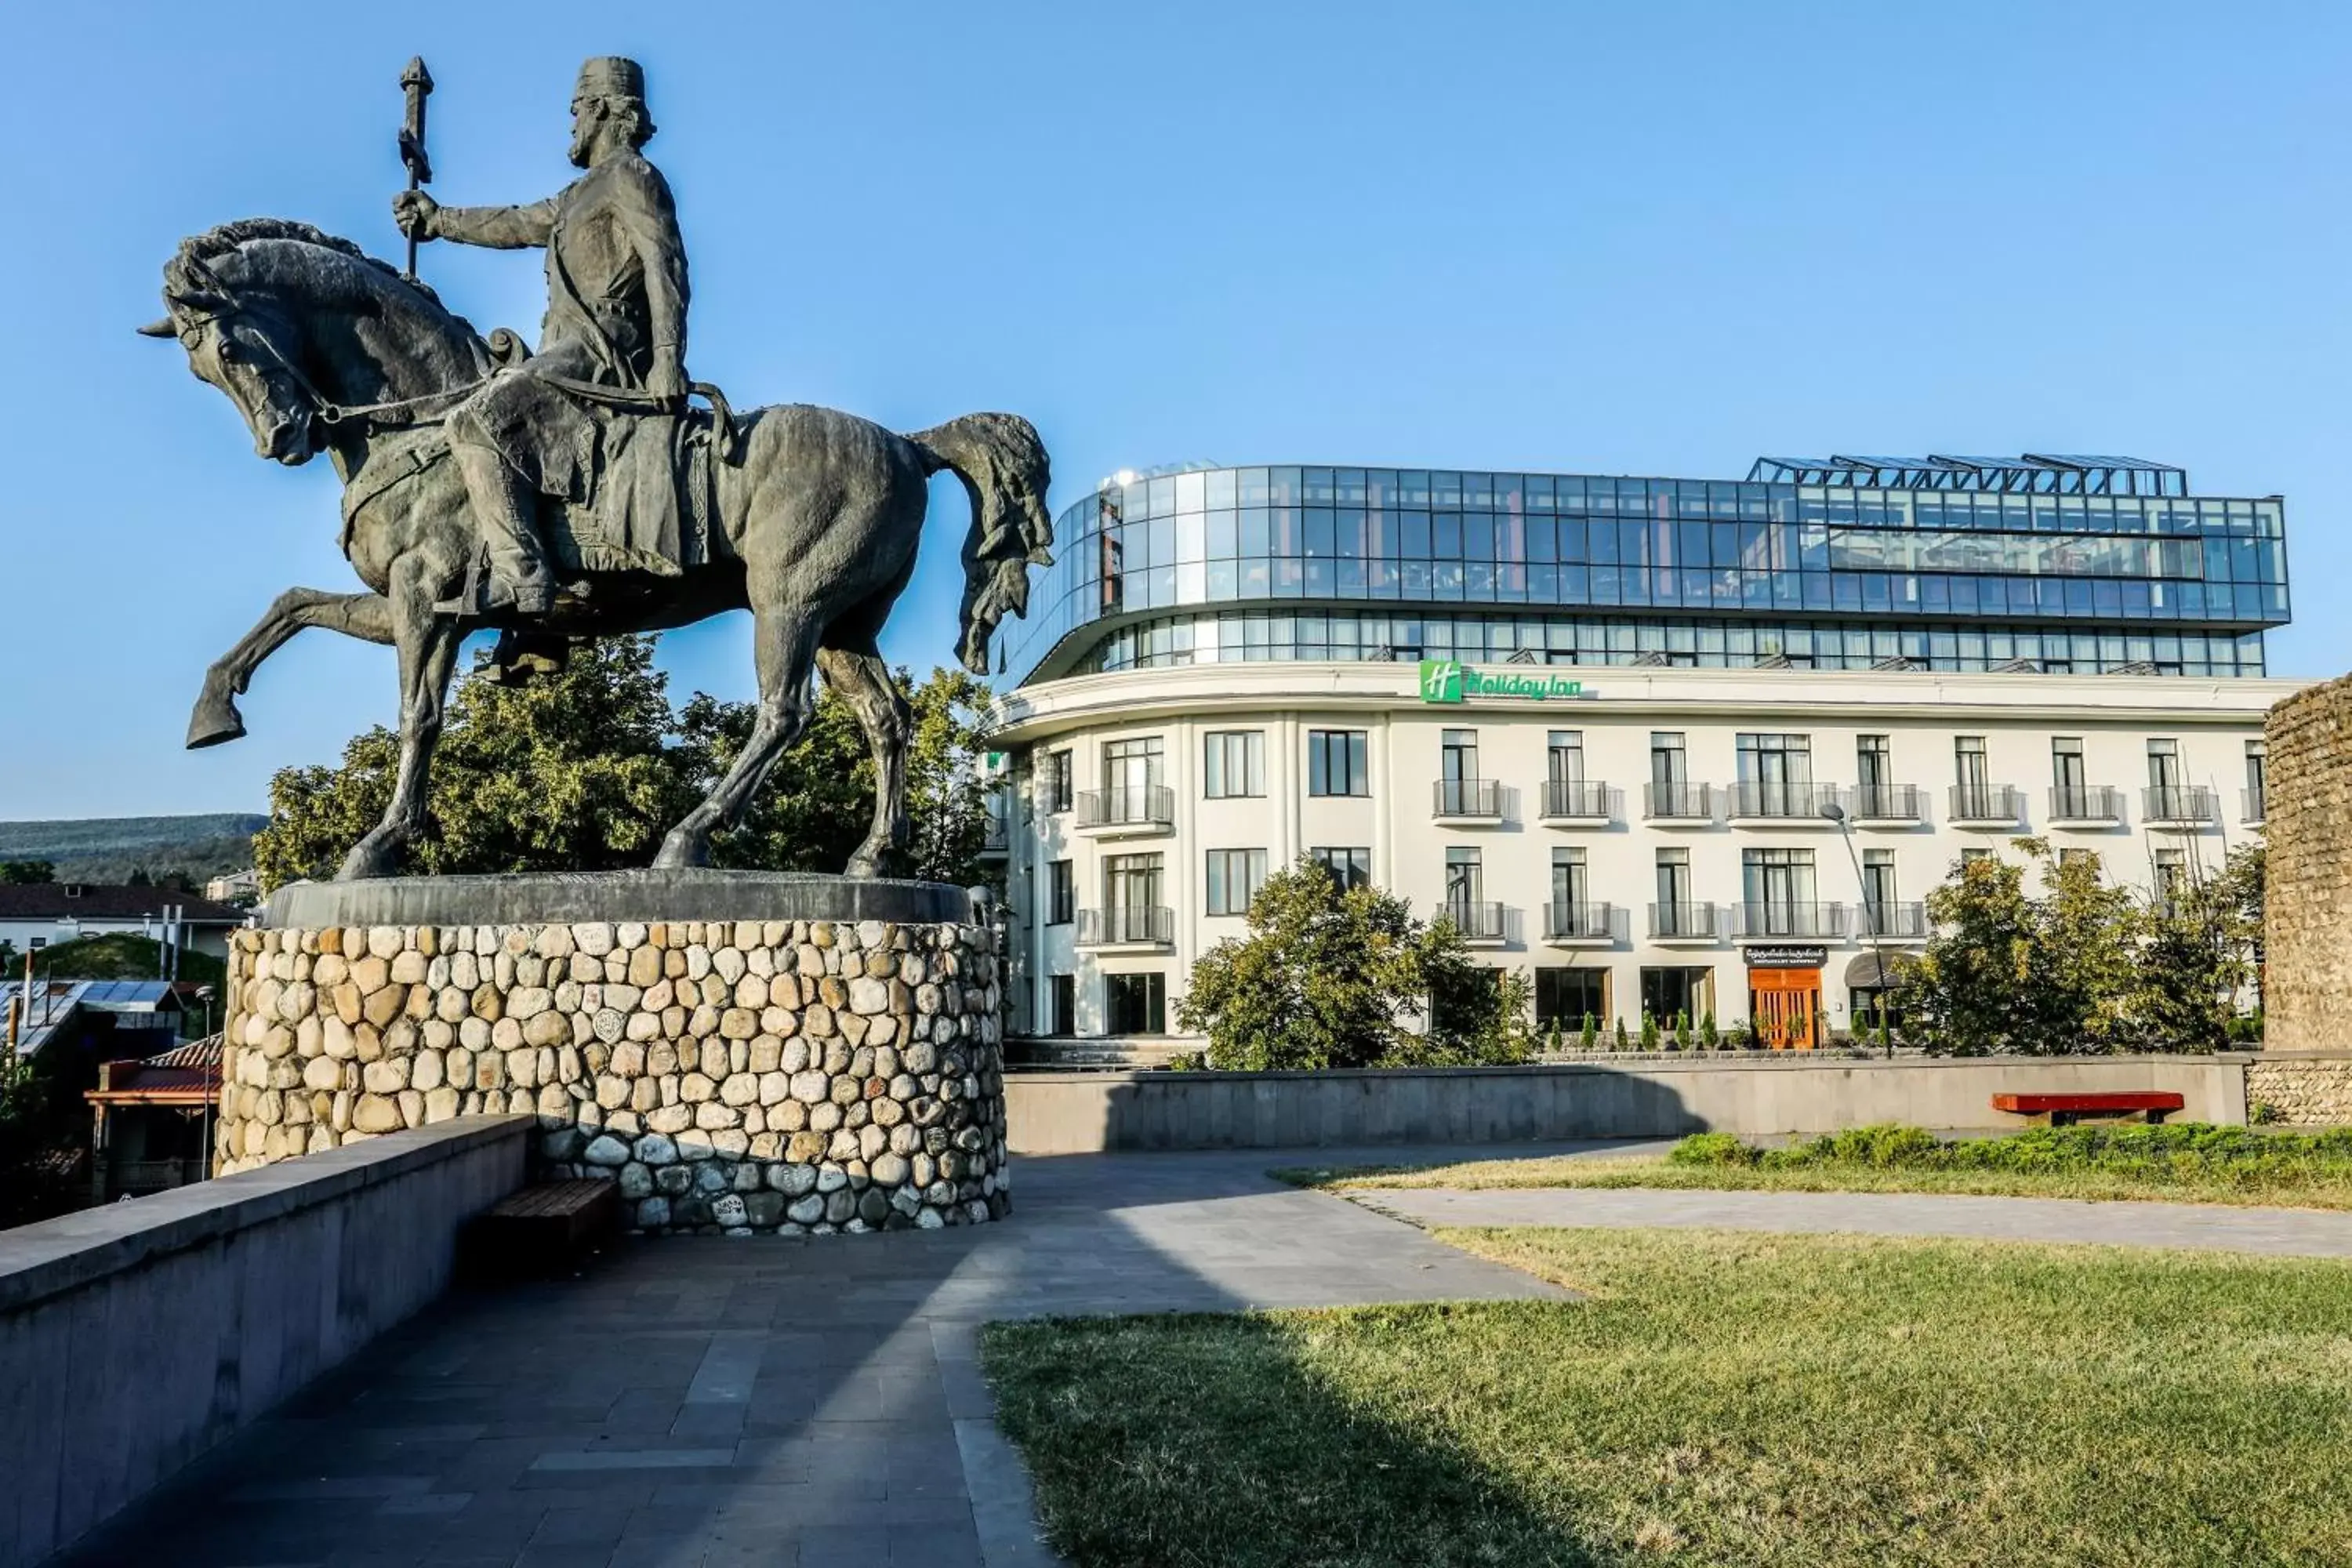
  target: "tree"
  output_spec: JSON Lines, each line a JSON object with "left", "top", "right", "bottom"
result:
{"left": 0, "top": 861, "right": 54, "bottom": 885}
{"left": 1176, "top": 856, "right": 1532, "bottom": 1070}
{"left": 2136, "top": 841, "right": 2264, "bottom": 1053}
{"left": 1905, "top": 839, "right": 2146, "bottom": 1056}
{"left": 253, "top": 635, "right": 997, "bottom": 890}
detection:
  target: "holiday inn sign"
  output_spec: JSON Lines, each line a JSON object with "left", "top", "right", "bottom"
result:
{"left": 1418, "top": 659, "right": 1586, "bottom": 703}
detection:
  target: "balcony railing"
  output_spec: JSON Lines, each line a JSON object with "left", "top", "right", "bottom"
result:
{"left": 2142, "top": 785, "right": 2219, "bottom": 826}
{"left": 980, "top": 811, "right": 1010, "bottom": 852}
{"left": 1731, "top": 902, "right": 1849, "bottom": 940}
{"left": 1538, "top": 779, "right": 1614, "bottom": 821}
{"left": 2048, "top": 786, "right": 2123, "bottom": 824}
{"left": 1644, "top": 781, "right": 1715, "bottom": 821}
{"left": 1075, "top": 906, "right": 1174, "bottom": 946}
{"left": 2243, "top": 786, "right": 2267, "bottom": 823}
{"left": 1728, "top": 780, "right": 1839, "bottom": 821}
{"left": 1648, "top": 901, "right": 1720, "bottom": 940}
{"left": 1436, "top": 900, "right": 1507, "bottom": 941}
{"left": 1076, "top": 784, "right": 1174, "bottom": 829}
{"left": 1848, "top": 783, "right": 1924, "bottom": 822}
{"left": 1432, "top": 778, "right": 1505, "bottom": 818}
{"left": 1947, "top": 784, "right": 2024, "bottom": 825}
{"left": 1855, "top": 901, "right": 1929, "bottom": 941}
{"left": 1542, "top": 901, "right": 1623, "bottom": 942}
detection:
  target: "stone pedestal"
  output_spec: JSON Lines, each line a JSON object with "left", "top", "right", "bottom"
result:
{"left": 217, "top": 870, "right": 1009, "bottom": 1235}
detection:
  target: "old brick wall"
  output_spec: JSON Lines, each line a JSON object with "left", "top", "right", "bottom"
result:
{"left": 2265, "top": 674, "right": 2352, "bottom": 1051}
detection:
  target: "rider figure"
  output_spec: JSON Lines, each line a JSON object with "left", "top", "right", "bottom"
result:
{"left": 393, "top": 56, "right": 688, "bottom": 616}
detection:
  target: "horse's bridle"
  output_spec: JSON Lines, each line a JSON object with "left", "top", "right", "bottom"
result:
{"left": 182, "top": 299, "right": 492, "bottom": 430}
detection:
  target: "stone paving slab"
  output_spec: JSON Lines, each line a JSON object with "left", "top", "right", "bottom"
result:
{"left": 1358, "top": 1185, "right": 2352, "bottom": 1258}
{"left": 52, "top": 1143, "right": 1585, "bottom": 1568}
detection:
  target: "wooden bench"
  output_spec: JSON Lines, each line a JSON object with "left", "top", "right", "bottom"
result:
{"left": 1991, "top": 1091, "right": 2186, "bottom": 1127}
{"left": 458, "top": 1178, "right": 619, "bottom": 1281}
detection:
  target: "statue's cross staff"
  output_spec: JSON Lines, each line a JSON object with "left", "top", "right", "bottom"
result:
{"left": 397, "top": 56, "right": 434, "bottom": 281}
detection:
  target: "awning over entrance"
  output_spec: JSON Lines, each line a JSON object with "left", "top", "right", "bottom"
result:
{"left": 1844, "top": 949, "right": 1919, "bottom": 989}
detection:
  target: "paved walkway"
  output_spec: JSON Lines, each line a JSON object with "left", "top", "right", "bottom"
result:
{"left": 1358, "top": 1185, "right": 2352, "bottom": 1258}
{"left": 58, "top": 1145, "right": 1579, "bottom": 1568}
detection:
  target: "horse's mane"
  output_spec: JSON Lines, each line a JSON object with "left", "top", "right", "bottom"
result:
{"left": 168, "top": 216, "right": 481, "bottom": 353}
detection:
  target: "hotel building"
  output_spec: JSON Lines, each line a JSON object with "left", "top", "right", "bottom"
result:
{"left": 981, "top": 456, "right": 2296, "bottom": 1047}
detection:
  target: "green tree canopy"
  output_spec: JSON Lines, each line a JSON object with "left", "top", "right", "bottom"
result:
{"left": 254, "top": 636, "right": 997, "bottom": 891}
{"left": 1175, "top": 855, "right": 1532, "bottom": 1070}
{"left": 0, "top": 861, "right": 56, "bottom": 884}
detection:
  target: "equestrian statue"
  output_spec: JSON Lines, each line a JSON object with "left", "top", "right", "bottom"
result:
{"left": 140, "top": 56, "right": 1054, "bottom": 883}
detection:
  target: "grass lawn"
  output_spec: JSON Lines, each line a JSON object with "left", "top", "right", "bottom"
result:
{"left": 982, "top": 1228, "right": 2352, "bottom": 1567}
{"left": 1274, "top": 1123, "right": 2352, "bottom": 1210}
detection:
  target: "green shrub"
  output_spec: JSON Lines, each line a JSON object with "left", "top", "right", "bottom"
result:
{"left": 1579, "top": 1013, "right": 1597, "bottom": 1053}
{"left": 1699, "top": 1011, "right": 1719, "bottom": 1051}
{"left": 1668, "top": 1131, "right": 1760, "bottom": 1167}
{"left": 2250, "top": 1100, "right": 2282, "bottom": 1126}
{"left": 1613, "top": 1018, "right": 1629, "bottom": 1052}
{"left": 1640, "top": 1012, "right": 1661, "bottom": 1052}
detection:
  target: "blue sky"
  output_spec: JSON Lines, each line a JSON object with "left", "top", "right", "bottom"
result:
{"left": 5, "top": 2, "right": 2347, "bottom": 819}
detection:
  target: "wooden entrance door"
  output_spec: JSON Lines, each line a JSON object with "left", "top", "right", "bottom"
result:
{"left": 1748, "top": 967, "right": 1821, "bottom": 1051}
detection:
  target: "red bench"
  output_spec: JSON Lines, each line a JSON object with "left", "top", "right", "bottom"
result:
{"left": 1991, "top": 1091, "right": 2185, "bottom": 1127}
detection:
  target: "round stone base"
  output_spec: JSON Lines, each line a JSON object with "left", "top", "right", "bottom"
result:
{"left": 216, "top": 873, "right": 1009, "bottom": 1235}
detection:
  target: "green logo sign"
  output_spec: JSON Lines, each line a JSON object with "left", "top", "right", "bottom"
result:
{"left": 1417, "top": 660, "right": 1584, "bottom": 703}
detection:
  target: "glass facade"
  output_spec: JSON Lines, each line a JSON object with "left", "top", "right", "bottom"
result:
{"left": 998, "top": 458, "right": 2286, "bottom": 686}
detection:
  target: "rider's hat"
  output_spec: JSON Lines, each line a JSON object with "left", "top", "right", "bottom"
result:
{"left": 575, "top": 56, "right": 647, "bottom": 103}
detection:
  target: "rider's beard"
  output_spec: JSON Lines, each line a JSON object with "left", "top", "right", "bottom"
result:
{"left": 568, "top": 124, "right": 593, "bottom": 169}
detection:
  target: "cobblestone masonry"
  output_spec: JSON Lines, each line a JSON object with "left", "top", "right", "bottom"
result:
{"left": 2245, "top": 1056, "right": 2352, "bottom": 1127}
{"left": 215, "top": 916, "right": 1009, "bottom": 1235}
{"left": 2266, "top": 673, "right": 2352, "bottom": 1052}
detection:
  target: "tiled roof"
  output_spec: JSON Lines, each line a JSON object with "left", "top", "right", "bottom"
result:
{"left": 0, "top": 884, "right": 249, "bottom": 923}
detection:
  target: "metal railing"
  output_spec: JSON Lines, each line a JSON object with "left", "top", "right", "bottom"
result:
{"left": 1947, "top": 784, "right": 2023, "bottom": 824}
{"left": 1539, "top": 779, "right": 1613, "bottom": 819}
{"left": 1542, "top": 902, "right": 1623, "bottom": 942}
{"left": 1436, "top": 900, "right": 1507, "bottom": 940}
{"left": 1855, "top": 901, "right": 1929, "bottom": 940}
{"left": 2142, "top": 785, "right": 2219, "bottom": 825}
{"left": 2243, "top": 786, "right": 2267, "bottom": 823}
{"left": 2048, "top": 785, "right": 2123, "bottom": 822}
{"left": 980, "top": 811, "right": 1010, "bottom": 851}
{"left": 1075, "top": 906, "right": 1175, "bottom": 946}
{"left": 1643, "top": 781, "right": 1715, "bottom": 820}
{"left": 1076, "top": 784, "right": 1174, "bottom": 829}
{"left": 1731, "top": 902, "right": 1849, "bottom": 939}
{"left": 1849, "top": 783, "right": 1923, "bottom": 821}
{"left": 1728, "top": 780, "right": 1838, "bottom": 819}
{"left": 1432, "top": 778, "right": 1504, "bottom": 818}
{"left": 1648, "top": 901, "right": 1719, "bottom": 939}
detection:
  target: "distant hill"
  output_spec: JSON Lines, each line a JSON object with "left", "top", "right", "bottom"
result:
{"left": 0, "top": 814, "right": 266, "bottom": 884}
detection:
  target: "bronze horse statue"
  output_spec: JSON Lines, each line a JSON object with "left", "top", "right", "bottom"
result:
{"left": 142, "top": 220, "right": 1051, "bottom": 881}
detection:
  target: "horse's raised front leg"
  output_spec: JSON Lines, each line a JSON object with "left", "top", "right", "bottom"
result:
{"left": 336, "top": 586, "right": 461, "bottom": 881}
{"left": 655, "top": 604, "right": 822, "bottom": 870}
{"left": 816, "top": 641, "right": 911, "bottom": 879}
{"left": 189, "top": 588, "right": 394, "bottom": 748}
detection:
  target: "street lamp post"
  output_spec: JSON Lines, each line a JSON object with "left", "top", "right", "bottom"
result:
{"left": 1819, "top": 800, "right": 1893, "bottom": 1057}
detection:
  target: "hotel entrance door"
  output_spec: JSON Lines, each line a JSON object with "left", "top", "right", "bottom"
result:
{"left": 1744, "top": 948, "right": 1825, "bottom": 1051}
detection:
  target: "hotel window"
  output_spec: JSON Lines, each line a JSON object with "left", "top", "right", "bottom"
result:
{"left": 1650, "top": 731, "right": 1687, "bottom": 788}
{"left": 1959, "top": 848, "right": 1993, "bottom": 867}
{"left": 1741, "top": 848, "right": 1817, "bottom": 928}
{"left": 1103, "top": 853, "right": 1163, "bottom": 913}
{"left": 1439, "top": 729, "right": 1480, "bottom": 804}
{"left": 2147, "top": 737, "right": 2183, "bottom": 792}
{"left": 1311, "top": 846, "right": 1372, "bottom": 890}
{"left": 1203, "top": 730, "right": 1265, "bottom": 799}
{"left": 1955, "top": 735, "right": 1991, "bottom": 795}
{"left": 2152, "top": 848, "right": 2187, "bottom": 915}
{"left": 1535, "top": 967, "right": 1609, "bottom": 1028}
{"left": 1654, "top": 848, "right": 1692, "bottom": 915}
{"left": 1855, "top": 734, "right": 1893, "bottom": 815}
{"left": 1550, "top": 846, "right": 1588, "bottom": 911}
{"left": 1308, "top": 728, "right": 1370, "bottom": 797}
{"left": 1047, "top": 859, "right": 1074, "bottom": 925}
{"left": 1736, "top": 732, "right": 1812, "bottom": 814}
{"left": 1640, "top": 967, "right": 1713, "bottom": 1025}
{"left": 1860, "top": 850, "right": 1897, "bottom": 935}
{"left": 1040, "top": 749, "right": 1073, "bottom": 813}
{"left": 1205, "top": 848, "right": 1269, "bottom": 916}
{"left": 1546, "top": 730, "right": 1585, "bottom": 783}
{"left": 1049, "top": 975, "right": 1074, "bottom": 1036}
{"left": 2245, "top": 739, "right": 2267, "bottom": 818}
{"left": 1105, "top": 971, "right": 1166, "bottom": 1035}
{"left": 2052, "top": 736, "right": 2086, "bottom": 796}
{"left": 1443, "top": 846, "right": 1483, "bottom": 922}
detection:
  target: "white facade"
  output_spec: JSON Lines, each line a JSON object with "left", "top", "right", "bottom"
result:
{"left": 985, "top": 662, "right": 2295, "bottom": 1044}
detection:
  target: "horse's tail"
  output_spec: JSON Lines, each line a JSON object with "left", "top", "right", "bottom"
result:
{"left": 909, "top": 412, "right": 1054, "bottom": 675}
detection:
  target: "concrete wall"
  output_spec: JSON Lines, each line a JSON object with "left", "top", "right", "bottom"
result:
{"left": 1005, "top": 1056, "right": 2250, "bottom": 1153}
{"left": 2266, "top": 675, "right": 2352, "bottom": 1051}
{"left": 0, "top": 1116, "right": 529, "bottom": 1567}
